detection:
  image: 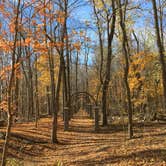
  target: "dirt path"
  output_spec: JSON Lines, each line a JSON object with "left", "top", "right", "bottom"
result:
{"left": 0, "top": 111, "right": 166, "bottom": 165}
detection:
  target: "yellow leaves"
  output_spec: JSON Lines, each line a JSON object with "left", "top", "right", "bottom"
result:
{"left": 56, "top": 11, "right": 65, "bottom": 25}
{"left": 129, "top": 51, "right": 162, "bottom": 106}
{"left": 37, "top": 54, "right": 60, "bottom": 95}
{"left": 54, "top": 42, "right": 64, "bottom": 48}
{"left": 47, "top": 41, "right": 64, "bottom": 49}
{"left": 32, "top": 20, "right": 36, "bottom": 26}
{"left": 0, "top": 65, "right": 13, "bottom": 80}
{"left": 132, "top": 52, "right": 156, "bottom": 64}
{"left": 37, "top": 55, "right": 50, "bottom": 89}
{"left": 73, "top": 42, "right": 81, "bottom": 51}
{"left": 129, "top": 77, "right": 138, "bottom": 91}
{"left": 0, "top": 100, "right": 17, "bottom": 113}
{"left": 72, "top": 29, "right": 77, "bottom": 35}
{"left": 0, "top": 70, "right": 6, "bottom": 80}
{"left": 9, "top": 21, "right": 15, "bottom": 33}
{"left": 1, "top": 65, "right": 11, "bottom": 73}
{"left": 25, "top": 37, "right": 31, "bottom": 46}
{"left": 57, "top": 16, "right": 65, "bottom": 25}
{"left": 0, "top": 101, "right": 8, "bottom": 112}
{"left": 0, "top": 4, "right": 5, "bottom": 12}
{"left": 88, "top": 72, "right": 101, "bottom": 100}
{"left": 36, "top": 23, "right": 44, "bottom": 29}
{"left": 33, "top": 41, "right": 48, "bottom": 53}
{"left": 14, "top": 63, "right": 20, "bottom": 70}
{"left": 129, "top": 52, "right": 154, "bottom": 75}
{"left": 38, "top": 7, "right": 46, "bottom": 16}
{"left": 0, "top": 62, "right": 21, "bottom": 81}
{"left": 0, "top": 39, "right": 10, "bottom": 52}
{"left": 47, "top": 3, "right": 53, "bottom": 11}
{"left": 94, "top": 0, "right": 104, "bottom": 9}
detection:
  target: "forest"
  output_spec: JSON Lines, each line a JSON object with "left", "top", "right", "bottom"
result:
{"left": 0, "top": 0, "right": 166, "bottom": 165}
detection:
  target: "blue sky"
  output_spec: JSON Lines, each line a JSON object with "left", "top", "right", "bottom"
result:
{"left": 68, "top": 0, "right": 163, "bottom": 64}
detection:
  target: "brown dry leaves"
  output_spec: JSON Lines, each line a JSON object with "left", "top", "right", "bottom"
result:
{"left": 0, "top": 111, "right": 166, "bottom": 166}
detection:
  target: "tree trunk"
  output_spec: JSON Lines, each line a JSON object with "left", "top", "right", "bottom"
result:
{"left": 64, "top": 0, "right": 71, "bottom": 108}
{"left": 1, "top": 114, "right": 12, "bottom": 166}
{"left": 35, "top": 55, "right": 39, "bottom": 128}
{"left": 92, "top": 0, "right": 104, "bottom": 84}
{"left": 46, "top": 86, "right": 51, "bottom": 115}
{"left": 152, "top": 0, "right": 166, "bottom": 110}
{"left": 75, "top": 51, "right": 78, "bottom": 93}
{"left": 1, "top": 0, "right": 21, "bottom": 164}
{"left": 51, "top": 55, "right": 63, "bottom": 143}
{"left": 101, "top": 0, "right": 116, "bottom": 126}
{"left": 27, "top": 57, "right": 34, "bottom": 120}
{"left": 118, "top": 0, "right": 133, "bottom": 139}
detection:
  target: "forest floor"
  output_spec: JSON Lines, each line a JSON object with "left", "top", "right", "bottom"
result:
{"left": 0, "top": 110, "right": 166, "bottom": 166}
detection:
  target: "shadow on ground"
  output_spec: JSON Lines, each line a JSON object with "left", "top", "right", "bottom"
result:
{"left": 70, "top": 149, "right": 166, "bottom": 165}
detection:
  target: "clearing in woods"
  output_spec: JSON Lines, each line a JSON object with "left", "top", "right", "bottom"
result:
{"left": 0, "top": 110, "right": 166, "bottom": 166}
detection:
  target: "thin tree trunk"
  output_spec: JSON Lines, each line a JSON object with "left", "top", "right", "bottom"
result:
{"left": 46, "top": 86, "right": 51, "bottom": 115}
{"left": 27, "top": 57, "right": 34, "bottom": 120}
{"left": 43, "top": 0, "right": 59, "bottom": 143}
{"left": 64, "top": 0, "right": 71, "bottom": 108}
{"left": 118, "top": 0, "right": 133, "bottom": 139}
{"left": 132, "top": 30, "right": 139, "bottom": 54}
{"left": 92, "top": 0, "right": 104, "bottom": 84}
{"left": 101, "top": 0, "right": 116, "bottom": 126}
{"left": 1, "top": 0, "right": 21, "bottom": 165}
{"left": 75, "top": 51, "right": 78, "bottom": 93}
{"left": 152, "top": 0, "right": 166, "bottom": 110}
{"left": 35, "top": 55, "right": 39, "bottom": 128}
{"left": 51, "top": 55, "right": 63, "bottom": 143}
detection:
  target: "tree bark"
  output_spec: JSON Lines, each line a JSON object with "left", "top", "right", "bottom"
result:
{"left": 51, "top": 55, "right": 63, "bottom": 143}
{"left": 152, "top": 0, "right": 166, "bottom": 110}
{"left": 35, "top": 55, "right": 39, "bottom": 128}
{"left": 117, "top": 0, "right": 133, "bottom": 139}
{"left": 1, "top": 0, "right": 21, "bottom": 165}
{"left": 101, "top": 0, "right": 116, "bottom": 126}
